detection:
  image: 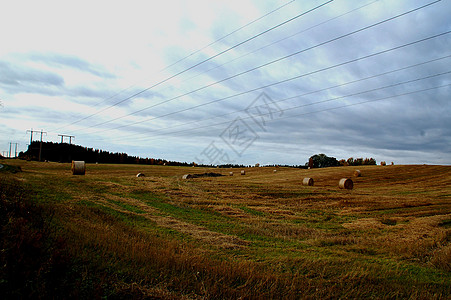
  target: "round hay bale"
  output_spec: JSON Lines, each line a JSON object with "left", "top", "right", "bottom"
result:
{"left": 182, "top": 174, "right": 193, "bottom": 179}
{"left": 136, "top": 173, "right": 145, "bottom": 177}
{"left": 339, "top": 178, "right": 353, "bottom": 189}
{"left": 229, "top": 171, "right": 233, "bottom": 176}
{"left": 302, "top": 177, "right": 314, "bottom": 186}
{"left": 273, "top": 169, "right": 277, "bottom": 173}
{"left": 241, "top": 170, "right": 245, "bottom": 175}
{"left": 354, "top": 170, "right": 361, "bottom": 177}
{"left": 71, "top": 161, "right": 85, "bottom": 175}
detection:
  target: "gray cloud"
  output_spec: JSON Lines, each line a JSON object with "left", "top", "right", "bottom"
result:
{"left": 0, "top": 60, "right": 64, "bottom": 88}
{"left": 27, "top": 52, "right": 116, "bottom": 79}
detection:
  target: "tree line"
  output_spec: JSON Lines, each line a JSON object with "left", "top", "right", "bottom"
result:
{"left": 19, "top": 141, "right": 192, "bottom": 166}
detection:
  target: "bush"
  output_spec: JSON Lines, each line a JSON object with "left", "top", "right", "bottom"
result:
{"left": 342, "top": 157, "right": 376, "bottom": 166}
{"left": 308, "top": 154, "right": 339, "bottom": 168}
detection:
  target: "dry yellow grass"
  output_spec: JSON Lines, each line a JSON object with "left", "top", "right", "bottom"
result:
{"left": 2, "top": 159, "right": 450, "bottom": 298}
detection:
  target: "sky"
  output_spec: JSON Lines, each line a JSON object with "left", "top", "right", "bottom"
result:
{"left": 1, "top": 0, "right": 450, "bottom": 166}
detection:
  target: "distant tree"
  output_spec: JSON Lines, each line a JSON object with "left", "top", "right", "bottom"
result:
{"left": 308, "top": 154, "right": 339, "bottom": 168}
{"left": 354, "top": 158, "right": 364, "bottom": 165}
{"left": 338, "top": 159, "right": 347, "bottom": 166}
{"left": 308, "top": 157, "right": 314, "bottom": 168}
{"left": 344, "top": 157, "right": 377, "bottom": 166}
{"left": 363, "top": 158, "right": 376, "bottom": 165}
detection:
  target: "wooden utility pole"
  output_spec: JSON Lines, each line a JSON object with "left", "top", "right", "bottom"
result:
{"left": 27, "top": 129, "right": 41, "bottom": 146}
{"left": 27, "top": 129, "right": 46, "bottom": 160}
{"left": 9, "top": 142, "right": 18, "bottom": 158}
{"left": 38, "top": 130, "right": 46, "bottom": 161}
{"left": 58, "top": 134, "right": 75, "bottom": 144}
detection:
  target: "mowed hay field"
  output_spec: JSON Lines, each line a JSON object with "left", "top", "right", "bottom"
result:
{"left": 1, "top": 160, "right": 450, "bottom": 299}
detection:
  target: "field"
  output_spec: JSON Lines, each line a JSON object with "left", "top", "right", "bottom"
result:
{"left": 1, "top": 160, "right": 450, "bottom": 299}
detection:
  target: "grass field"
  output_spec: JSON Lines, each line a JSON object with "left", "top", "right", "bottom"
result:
{"left": 1, "top": 159, "right": 450, "bottom": 299}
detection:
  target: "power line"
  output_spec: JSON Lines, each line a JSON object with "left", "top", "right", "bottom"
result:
{"left": 109, "top": 0, "right": 378, "bottom": 129}
{"left": 54, "top": 0, "right": 332, "bottom": 133}
{"left": 51, "top": 0, "right": 298, "bottom": 132}
{"left": 107, "top": 54, "right": 451, "bottom": 141}
{"left": 148, "top": 82, "right": 451, "bottom": 143}
{"left": 83, "top": 0, "right": 442, "bottom": 133}
{"left": 282, "top": 83, "right": 451, "bottom": 124}
{"left": 97, "top": 0, "right": 376, "bottom": 133}
{"left": 88, "top": 29, "right": 450, "bottom": 137}
{"left": 179, "top": 0, "right": 379, "bottom": 87}
{"left": 115, "top": 0, "right": 378, "bottom": 124}
{"left": 51, "top": 85, "right": 138, "bottom": 132}
{"left": 161, "top": 0, "right": 297, "bottom": 72}
{"left": 108, "top": 70, "right": 451, "bottom": 143}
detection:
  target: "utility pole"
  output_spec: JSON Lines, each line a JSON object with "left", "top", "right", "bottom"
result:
{"left": 27, "top": 128, "right": 41, "bottom": 146}
{"left": 58, "top": 134, "right": 75, "bottom": 144}
{"left": 39, "top": 130, "right": 46, "bottom": 161}
{"left": 9, "top": 142, "right": 18, "bottom": 158}
{"left": 27, "top": 129, "right": 46, "bottom": 160}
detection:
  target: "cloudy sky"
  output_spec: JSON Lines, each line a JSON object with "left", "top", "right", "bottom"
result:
{"left": 1, "top": 0, "right": 450, "bottom": 165}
